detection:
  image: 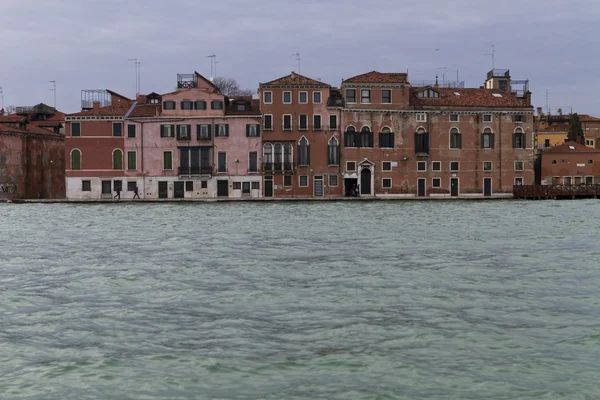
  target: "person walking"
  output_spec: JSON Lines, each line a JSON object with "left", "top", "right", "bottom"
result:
{"left": 114, "top": 188, "right": 121, "bottom": 199}
{"left": 133, "top": 186, "right": 140, "bottom": 199}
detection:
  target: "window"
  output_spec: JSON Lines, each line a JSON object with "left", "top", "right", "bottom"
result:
{"left": 361, "top": 89, "right": 371, "bottom": 103}
{"left": 218, "top": 152, "right": 226, "bottom": 172}
{"left": 263, "top": 91, "right": 272, "bottom": 104}
{"left": 415, "top": 127, "right": 429, "bottom": 154}
{"left": 345, "top": 88, "right": 356, "bottom": 103}
{"left": 264, "top": 115, "right": 273, "bottom": 130}
{"left": 113, "top": 181, "right": 122, "bottom": 192}
{"left": 552, "top": 176, "right": 560, "bottom": 185}
{"left": 113, "top": 149, "right": 123, "bottom": 170}
{"left": 544, "top": 138, "right": 551, "bottom": 147}
{"left": 344, "top": 126, "right": 356, "bottom": 147}
{"left": 244, "top": 152, "right": 257, "bottom": 173}
{"left": 71, "top": 122, "right": 81, "bottom": 137}
{"left": 313, "top": 115, "right": 322, "bottom": 130}
{"left": 298, "top": 137, "right": 309, "bottom": 166}
{"left": 299, "top": 175, "right": 308, "bottom": 187}
{"left": 379, "top": 127, "right": 394, "bottom": 148}
{"left": 251, "top": 181, "right": 260, "bottom": 190}
{"left": 197, "top": 124, "right": 212, "bottom": 139}
{"left": 127, "top": 124, "right": 136, "bottom": 138}
{"left": 112, "top": 123, "right": 122, "bottom": 137}
{"left": 299, "top": 115, "right": 308, "bottom": 130}
{"left": 163, "top": 151, "right": 173, "bottom": 170}
{"left": 586, "top": 176, "right": 594, "bottom": 185}
{"left": 150, "top": 98, "right": 159, "bottom": 104}
{"left": 416, "top": 113, "right": 427, "bottom": 122}
{"left": 283, "top": 91, "right": 292, "bottom": 104}
{"left": 194, "top": 100, "right": 206, "bottom": 110}
{"left": 514, "top": 114, "right": 525, "bottom": 123}
{"left": 246, "top": 124, "right": 259, "bottom": 137}
{"left": 574, "top": 176, "right": 583, "bottom": 185}
{"left": 589, "top": 159, "right": 594, "bottom": 164}
{"left": 177, "top": 124, "right": 191, "bottom": 140}
{"left": 233, "top": 182, "right": 242, "bottom": 190}
{"left": 283, "top": 114, "right": 292, "bottom": 130}
{"left": 263, "top": 143, "right": 273, "bottom": 165}
{"left": 449, "top": 114, "right": 459, "bottom": 122}
{"left": 513, "top": 127, "right": 526, "bottom": 149}
{"left": 360, "top": 126, "right": 373, "bottom": 147}
{"left": 450, "top": 128, "right": 462, "bottom": 149}
{"left": 329, "top": 115, "right": 338, "bottom": 130}
{"left": 514, "top": 161, "right": 524, "bottom": 171}
{"left": 552, "top": 160, "right": 557, "bottom": 164}
{"left": 418, "top": 89, "right": 439, "bottom": 98}
{"left": 417, "top": 161, "right": 427, "bottom": 171}
{"left": 181, "top": 101, "right": 193, "bottom": 110}
{"left": 382, "top": 161, "right": 392, "bottom": 171}
{"left": 299, "top": 92, "right": 308, "bottom": 104}
{"left": 432, "top": 161, "right": 441, "bottom": 171}
{"left": 515, "top": 177, "right": 524, "bottom": 185}
{"left": 329, "top": 175, "right": 338, "bottom": 187}
{"left": 185, "top": 181, "right": 194, "bottom": 191}
{"left": 482, "top": 127, "right": 494, "bottom": 149}
{"left": 210, "top": 100, "right": 223, "bottom": 110}
{"left": 127, "top": 151, "right": 136, "bottom": 170}
{"left": 382, "top": 178, "right": 392, "bottom": 188}
{"left": 283, "top": 175, "right": 292, "bottom": 186}
{"left": 483, "top": 161, "right": 492, "bottom": 171}
{"left": 160, "top": 124, "right": 174, "bottom": 137}
{"left": 240, "top": 182, "right": 250, "bottom": 194}
{"left": 346, "top": 161, "right": 356, "bottom": 171}
{"left": 82, "top": 180, "right": 91, "bottom": 191}
{"left": 382, "top": 89, "right": 391, "bottom": 104}
{"left": 163, "top": 101, "right": 176, "bottom": 110}
{"left": 432, "top": 178, "right": 441, "bottom": 188}
{"left": 313, "top": 92, "right": 322, "bottom": 104}
{"left": 201, "top": 181, "right": 208, "bottom": 189}
{"left": 564, "top": 176, "right": 572, "bottom": 185}
{"left": 586, "top": 139, "right": 595, "bottom": 147}
{"left": 70, "top": 149, "right": 81, "bottom": 170}
{"left": 450, "top": 161, "right": 459, "bottom": 171}
{"left": 328, "top": 137, "right": 339, "bottom": 165}
{"left": 483, "top": 114, "right": 493, "bottom": 122}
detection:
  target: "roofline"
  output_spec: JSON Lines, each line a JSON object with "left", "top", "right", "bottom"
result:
{"left": 194, "top": 71, "right": 222, "bottom": 93}
{"left": 106, "top": 90, "right": 132, "bottom": 101}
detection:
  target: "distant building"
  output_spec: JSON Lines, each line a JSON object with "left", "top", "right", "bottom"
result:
{"left": 535, "top": 111, "right": 600, "bottom": 150}
{"left": 0, "top": 104, "right": 65, "bottom": 199}
{"left": 540, "top": 141, "right": 600, "bottom": 185}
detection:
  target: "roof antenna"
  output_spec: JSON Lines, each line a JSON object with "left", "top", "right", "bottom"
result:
{"left": 293, "top": 52, "right": 301, "bottom": 74}
{"left": 128, "top": 58, "right": 140, "bottom": 95}
{"left": 49, "top": 80, "right": 56, "bottom": 107}
{"left": 485, "top": 44, "right": 495, "bottom": 69}
{"left": 206, "top": 54, "right": 216, "bottom": 80}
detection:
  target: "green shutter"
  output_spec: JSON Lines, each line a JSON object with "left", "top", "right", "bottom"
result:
{"left": 171, "top": 125, "right": 175, "bottom": 137}
{"left": 246, "top": 124, "right": 250, "bottom": 137}
{"left": 196, "top": 125, "right": 201, "bottom": 140}
{"left": 512, "top": 133, "right": 517, "bottom": 148}
{"left": 160, "top": 125, "right": 164, "bottom": 137}
{"left": 208, "top": 124, "right": 212, "bottom": 138}
{"left": 457, "top": 133, "right": 462, "bottom": 149}
{"left": 491, "top": 133, "right": 495, "bottom": 149}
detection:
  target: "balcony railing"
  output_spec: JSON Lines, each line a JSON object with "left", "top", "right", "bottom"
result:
{"left": 514, "top": 184, "right": 600, "bottom": 199}
{"left": 262, "top": 162, "right": 295, "bottom": 173}
{"left": 179, "top": 166, "right": 212, "bottom": 175}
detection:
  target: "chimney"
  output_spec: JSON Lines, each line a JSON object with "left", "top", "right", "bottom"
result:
{"left": 93, "top": 101, "right": 100, "bottom": 113}
{"left": 537, "top": 107, "right": 543, "bottom": 116}
{"left": 434, "top": 75, "right": 439, "bottom": 88}
{"left": 524, "top": 91, "right": 532, "bottom": 106}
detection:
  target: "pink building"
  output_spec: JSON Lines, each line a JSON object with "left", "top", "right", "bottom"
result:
{"left": 123, "top": 73, "right": 262, "bottom": 199}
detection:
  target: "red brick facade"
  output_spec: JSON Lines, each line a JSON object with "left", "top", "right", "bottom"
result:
{"left": 541, "top": 141, "right": 600, "bottom": 185}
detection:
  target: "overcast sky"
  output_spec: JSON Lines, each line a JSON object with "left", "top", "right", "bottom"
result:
{"left": 1, "top": 0, "right": 599, "bottom": 115}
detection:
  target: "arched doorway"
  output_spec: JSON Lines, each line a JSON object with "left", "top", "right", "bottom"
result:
{"left": 360, "top": 168, "right": 371, "bottom": 195}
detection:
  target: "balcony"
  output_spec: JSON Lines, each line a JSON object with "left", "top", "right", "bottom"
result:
{"left": 177, "top": 74, "right": 197, "bottom": 89}
{"left": 262, "top": 162, "right": 295, "bottom": 173}
{"left": 179, "top": 166, "right": 212, "bottom": 176}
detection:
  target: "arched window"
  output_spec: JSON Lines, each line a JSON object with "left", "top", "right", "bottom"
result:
{"left": 418, "top": 88, "right": 440, "bottom": 98}
{"left": 481, "top": 127, "right": 494, "bottom": 149}
{"left": 360, "top": 126, "right": 373, "bottom": 147}
{"left": 70, "top": 149, "right": 81, "bottom": 170}
{"left": 344, "top": 125, "right": 356, "bottom": 148}
{"left": 283, "top": 143, "right": 293, "bottom": 166}
{"left": 450, "top": 128, "right": 462, "bottom": 149}
{"left": 263, "top": 143, "right": 273, "bottom": 164}
{"left": 415, "top": 127, "right": 429, "bottom": 154}
{"left": 328, "top": 137, "right": 339, "bottom": 165}
{"left": 513, "top": 127, "right": 525, "bottom": 149}
{"left": 112, "top": 149, "right": 123, "bottom": 170}
{"left": 274, "top": 143, "right": 282, "bottom": 165}
{"left": 379, "top": 126, "right": 394, "bottom": 148}
{"left": 298, "top": 136, "right": 310, "bottom": 166}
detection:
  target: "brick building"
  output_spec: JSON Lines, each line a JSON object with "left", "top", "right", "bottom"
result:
{"left": 0, "top": 107, "right": 65, "bottom": 199}
{"left": 337, "top": 69, "right": 534, "bottom": 197}
{"left": 535, "top": 111, "right": 600, "bottom": 150}
{"left": 258, "top": 72, "right": 342, "bottom": 197}
{"left": 541, "top": 141, "right": 600, "bottom": 185}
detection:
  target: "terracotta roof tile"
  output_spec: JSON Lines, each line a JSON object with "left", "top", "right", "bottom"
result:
{"left": 0, "top": 114, "right": 26, "bottom": 123}
{"left": 226, "top": 97, "right": 261, "bottom": 116}
{"left": 261, "top": 72, "right": 329, "bottom": 87}
{"left": 410, "top": 88, "right": 530, "bottom": 108}
{"left": 128, "top": 103, "right": 161, "bottom": 118}
{"left": 343, "top": 71, "right": 408, "bottom": 84}
{"left": 543, "top": 141, "right": 600, "bottom": 153}
{"left": 0, "top": 122, "right": 61, "bottom": 137}
{"left": 68, "top": 100, "right": 134, "bottom": 117}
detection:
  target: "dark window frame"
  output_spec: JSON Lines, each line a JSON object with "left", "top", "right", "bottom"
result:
{"left": 71, "top": 122, "right": 81, "bottom": 137}
{"left": 382, "top": 89, "right": 392, "bottom": 104}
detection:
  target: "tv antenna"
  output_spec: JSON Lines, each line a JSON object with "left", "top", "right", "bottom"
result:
{"left": 485, "top": 44, "right": 495, "bottom": 69}
{"left": 49, "top": 80, "right": 56, "bottom": 107}
{"left": 293, "top": 52, "right": 301, "bottom": 74}
{"left": 128, "top": 58, "right": 141, "bottom": 95}
{"left": 206, "top": 54, "right": 217, "bottom": 79}
{"left": 0, "top": 86, "right": 4, "bottom": 110}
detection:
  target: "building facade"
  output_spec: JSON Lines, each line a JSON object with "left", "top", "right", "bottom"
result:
{"left": 535, "top": 111, "right": 600, "bottom": 150}
{"left": 337, "top": 69, "right": 535, "bottom": 197}
{"left": 541, "top": 141, "right": 600, "bottom": 185}
{"left": 258, "top": 73, "right": 342, "bottom": 197}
